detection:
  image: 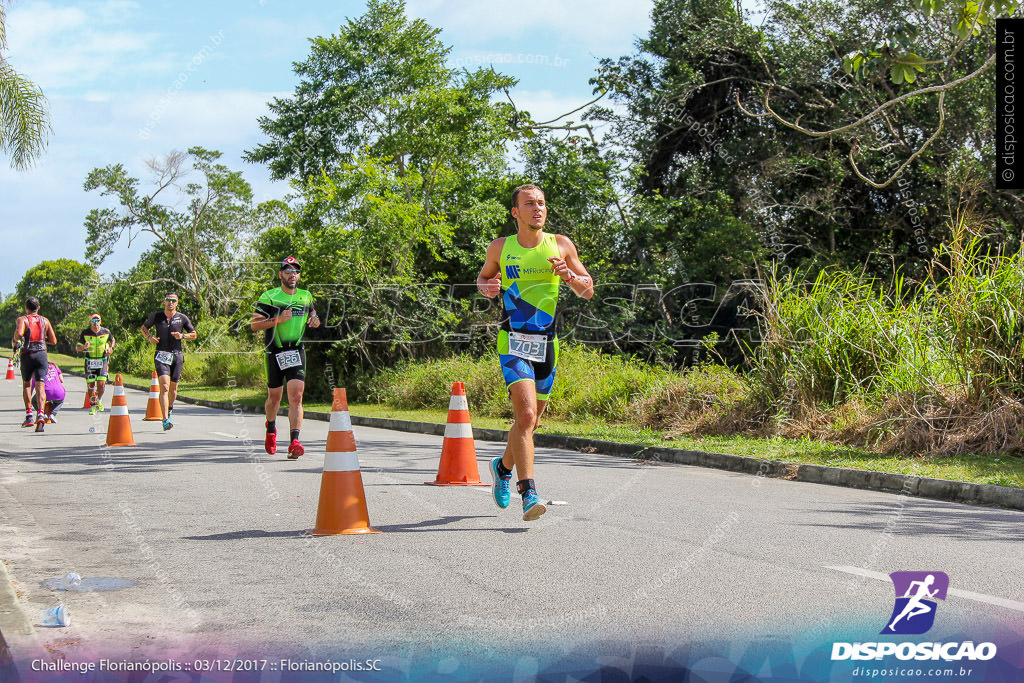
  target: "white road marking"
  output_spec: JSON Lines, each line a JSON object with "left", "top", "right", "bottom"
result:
{"left": 826, "top": 565, "right": 1024, "bottom": 613}
{"left": 210, "top": 432, "right": 238, "bottom": 439}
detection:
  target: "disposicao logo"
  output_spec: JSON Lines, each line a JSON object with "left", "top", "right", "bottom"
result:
{"left": 882, "top": 571, "right": 948, "bottom": 635}
{"left": 831, "top": 571, "right": 997, "bottom": 663}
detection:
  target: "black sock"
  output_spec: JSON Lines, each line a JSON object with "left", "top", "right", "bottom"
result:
{"left": 290, "top": 429, "right": 300, "bottom": 442}
{"left": 516, "top": 479, "right": 536, "bottom": 497}
{"left": 266, "top": 420, "right": 276, "bottom": 434}
{"left": 496, "top": 458, "right": 512, "bottom": 477}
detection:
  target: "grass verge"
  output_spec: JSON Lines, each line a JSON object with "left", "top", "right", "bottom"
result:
{"left": 38, "top": 352, "right": 1024, "bottom": 489}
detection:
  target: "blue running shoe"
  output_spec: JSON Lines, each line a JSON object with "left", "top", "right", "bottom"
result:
{"left": 162, "top": 418, "right": 173, "bottom": 431}
{"left": 521, "top": 489, "right": 546, "bottom": 521}
{"left": 490, "top": 457, "right": 512, "bottom": 509}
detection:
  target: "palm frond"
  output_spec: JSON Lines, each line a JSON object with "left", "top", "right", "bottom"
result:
{"left": 0, "top": 60, "right": 52, "bottom": 170}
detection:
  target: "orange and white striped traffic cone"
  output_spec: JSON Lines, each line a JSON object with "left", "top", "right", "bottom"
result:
{"left": 4, "top": 358, "right": 14, "bottom": 381}
{"left": 426, "top": 382, "right": 486, "bottom": 486}
{"left": 143, "top": 371, "right": 162, "bottom": 421}
{"left": 310, "top": 388, "right": 380, "bottom": 535}
{"left": 105, "top": 375, "right": 136, "bottom": 447}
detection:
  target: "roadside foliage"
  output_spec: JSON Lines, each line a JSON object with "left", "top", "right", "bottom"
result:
{"left": 4, "top": 0, "right": 1020, "bottom": 455}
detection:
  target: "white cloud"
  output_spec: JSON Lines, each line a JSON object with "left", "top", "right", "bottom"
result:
{"left": 6, "top": 0, "right": 165, "bottom": 90}
{"left": 0, "top": 88, "right": 289, "bottom": 291}
{"left": 407, "top": 0, "right": 652, "bottom": 53}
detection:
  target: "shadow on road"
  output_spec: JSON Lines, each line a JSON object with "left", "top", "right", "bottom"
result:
{"left": 182, "top": 529, "right": 311, "bottom": 540}
{"left": 181, "top": 515, "right": 527, "bottom": 538}
{"left": 373, "top": 514, "right": 527, "bottom": 534}
{"left": 794, "top": 500, "right": 1024, "bottom": 541}
{"left": 2, "top": 438, "right": 277, "bottom": 474}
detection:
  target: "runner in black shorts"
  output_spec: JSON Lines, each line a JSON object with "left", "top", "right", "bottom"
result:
{"left": 141, "top": 292, "right": 197, "bottom": 431}
{"left": 76, "top": 313, "right": 115, "bottom": 414}
{"left": 265, "top": 347, "right": 307, "bottom": 387}
{"left": 11, "top": 297, "right": 58, "bottom": 431}
{"left": 251, "top": 257, "right": 320, "bottom": 458}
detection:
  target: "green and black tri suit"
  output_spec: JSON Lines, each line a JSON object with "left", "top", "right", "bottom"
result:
{"left": 78, "top": 326, "right": 114, "bottom": 382}
{"left": 255, "top": 287, "right": 315, "bottom": 389}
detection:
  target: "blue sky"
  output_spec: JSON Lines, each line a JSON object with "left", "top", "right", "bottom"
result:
{"left": 0, "top": 0, "right": 655, "bottom": 295}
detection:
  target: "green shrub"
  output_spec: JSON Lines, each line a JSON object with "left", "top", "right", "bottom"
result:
{"left": 197, "top": 350, "right": 264, "bottom": 388}
{"left": 372, "top": 344, "right": 676, "bottom": 422}
{"left": 751, "top": 234, "right": 1024, "bottom": 420}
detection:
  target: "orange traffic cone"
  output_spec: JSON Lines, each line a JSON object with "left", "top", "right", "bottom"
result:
{"left": 82, "top": 382, "right": 94, "bottom": 409}
{"left": 426, "top": 382, "right": 486, "bottom": 486}
{"left": 311, "top": 388, "right": 380, "bottom": 535}
{"left": 143, "top": 372, "right": 162, "bottom": 421}
{"left": 105, "top": 375, "right": 136, "bottom": 447}
{"left": 4, "top": 358, "right": 14, "bottom": 380}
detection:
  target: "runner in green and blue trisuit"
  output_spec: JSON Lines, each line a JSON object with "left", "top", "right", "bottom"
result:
{"left": 251, "top": 257, "right": 321, "bottom": 459}
{"left": 75, "top": 313, "right": 115, "bottom": 415}
{"left": 477, "top": 184, "right": 594, "bottom": 521}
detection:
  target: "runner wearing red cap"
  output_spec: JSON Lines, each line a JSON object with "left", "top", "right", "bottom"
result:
{"left": 251, "top": 258, "right": 321, "bottom": 458}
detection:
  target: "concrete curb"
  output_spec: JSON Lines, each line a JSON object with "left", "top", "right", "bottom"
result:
{"left": 0, "top": 560, "right": 47, "bottom": 683}
{"left": 62, "top": 369, "right": 1024, "bottom": 512}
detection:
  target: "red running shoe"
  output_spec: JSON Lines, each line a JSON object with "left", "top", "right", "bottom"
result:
{"left": 287, "top": 439, "right": 304, "bottom": 459}
{"left": 265, "top": 431, "right": 277, "bottom": 455}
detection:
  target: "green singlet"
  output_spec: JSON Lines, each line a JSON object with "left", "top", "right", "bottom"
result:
{"left": 78, "top": 327, "right": 113, "bottom": 358}
{"left": 497, "top": 233, "right": 562, "bottom": 400}
{"left": 499, "top": 233, "right": 560, "bottom": 334}
{"left": 78, "top": 326, "right": 113, "bottom": 382}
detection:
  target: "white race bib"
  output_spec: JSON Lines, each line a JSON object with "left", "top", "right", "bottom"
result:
{"left": 508, "top": 331, "right": 547, "bottom": 363}
{"left": 275, "top": 349, "right": 303, "bottom": 370}
{"left": 155, "top": 350, "right": 174, "bottom": 365}
{"left": 86, "top": 358, "right": 104, "bottom": 370}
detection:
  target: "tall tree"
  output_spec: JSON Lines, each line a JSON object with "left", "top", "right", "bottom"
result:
{"left": 0, "top": 0, "right": 51, "bottom": 170}
{"left": 13, "top": 259, "right": 97, "bottom": 348}
{"left": 245, "top": 0, "right": 513, "bottom": 186}
{"left": 83, "top": 146, "right": 256, "bottom": 317}
{"left": 594, "top": 0, "right": 1020, "bottom": 278}
{"left": 246, "top": 0, "right": 520, "bottom": 375}
{"left": 747, "top": 0, "right": 1018, "bottom": 188}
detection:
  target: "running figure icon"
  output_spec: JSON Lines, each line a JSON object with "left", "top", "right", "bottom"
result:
{"left": 888, "top": 574, "right": 938, "bottom": 631}
{"left": 881, "top": 571, "right": 949, "bottom": 635}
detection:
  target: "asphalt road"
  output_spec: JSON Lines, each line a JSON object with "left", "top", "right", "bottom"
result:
{"left": 1, "top": 371, "right": 1023, "bottom": 680}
